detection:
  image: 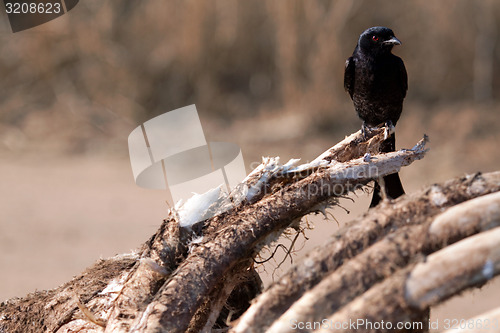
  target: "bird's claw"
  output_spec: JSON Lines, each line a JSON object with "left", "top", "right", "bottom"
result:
{"left": 383, "top": 120, "right": 395, "bottom": 140}
{"left": 384, "top": 120, "right": 394, "bottom": 129}
{"left": 361, "top": 122, "right": 370, "bottom": 140}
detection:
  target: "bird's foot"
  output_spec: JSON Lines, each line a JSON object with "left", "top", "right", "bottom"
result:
{"left": 361, "top": 122, "right": 370, "bottom": 140}
{"left": 383, "top": 120, "right": 395, "bottom": 140}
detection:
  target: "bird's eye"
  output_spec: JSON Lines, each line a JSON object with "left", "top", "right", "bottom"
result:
{"left": 372, "top": 35, "right": 379, "bottom": 42}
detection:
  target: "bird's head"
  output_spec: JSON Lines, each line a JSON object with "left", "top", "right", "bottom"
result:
{"left": 358, "top": 26, "right": 401, "bottom": 56}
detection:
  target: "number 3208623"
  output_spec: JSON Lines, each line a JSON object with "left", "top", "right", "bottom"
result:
{"left": 5, "top": 2, "right": 62, "bottom": 14}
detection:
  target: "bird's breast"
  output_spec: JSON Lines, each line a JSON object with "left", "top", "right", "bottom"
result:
{"left": 352, "top": 58, "right": 405, "bottom": 126}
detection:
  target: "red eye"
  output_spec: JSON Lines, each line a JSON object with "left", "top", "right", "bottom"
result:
{"left": 372, "top": 35, "right": 379, "bottom": 41}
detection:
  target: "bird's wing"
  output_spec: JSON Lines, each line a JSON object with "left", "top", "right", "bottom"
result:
{"left": 397, "top": 57, "right": 408, "bottom": 98}
{"left": 344, "top": 56, "right": 355, "bottom": 99}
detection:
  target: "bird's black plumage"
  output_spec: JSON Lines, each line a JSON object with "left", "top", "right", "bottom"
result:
{"left": 344, "top": 26, "right": 408, "bottom": 207}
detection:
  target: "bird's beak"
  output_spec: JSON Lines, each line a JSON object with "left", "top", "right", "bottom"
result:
{"left": 383, "top": 37, "right": 402, "bottom": 45}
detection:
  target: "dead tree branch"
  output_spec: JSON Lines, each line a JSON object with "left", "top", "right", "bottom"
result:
{"left": 232, "top": 173, "right": 500, "bottom": 333}
{"left": 2, "top": 126, "right": 498, "bottom": 333}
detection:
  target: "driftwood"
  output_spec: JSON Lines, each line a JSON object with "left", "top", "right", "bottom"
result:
{"left": 1, "top": 125, "right": 499, "bottom": 333}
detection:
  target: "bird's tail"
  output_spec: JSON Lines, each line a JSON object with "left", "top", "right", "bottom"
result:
{"left": 369, "top": 133, "right": 405, "bottom": 207}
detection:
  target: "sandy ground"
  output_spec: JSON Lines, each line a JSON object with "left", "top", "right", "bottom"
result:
{"left": 1, "top": 153, "right": 499, "bottom": 332}
{"left": 0, "top": 156, "right": 166, "bottom": 299}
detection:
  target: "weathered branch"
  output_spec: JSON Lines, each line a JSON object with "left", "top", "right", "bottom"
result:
{"left": 8, "top": 127, "right": 500, "bottom": 333}
{"left": 138, "top": 133, "right": 427, "bottom": 332}
{"left": 0, "top": 253, "right": 138, "bottom": 333}
{"left": 313, "top": 227, "right": 500, "bottom": 333}
{"left": 231, "top": 172, "right": 500, "bottom": 333}
{"left": 2, "top": 126, "right": 421, "bottom": 333}
{"left": 406, "top": 226, "right": 500, "bottom": 309}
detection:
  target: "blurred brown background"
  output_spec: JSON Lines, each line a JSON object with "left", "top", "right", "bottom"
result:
{"left": 0, "top": 0, "right": 499, "bottom": 328}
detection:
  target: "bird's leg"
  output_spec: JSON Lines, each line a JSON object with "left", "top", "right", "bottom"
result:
{"left": 377, "top": 176, "right": 388, "bottom": 202}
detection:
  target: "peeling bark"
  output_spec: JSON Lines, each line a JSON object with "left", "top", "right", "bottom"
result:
{"left": 2, "top": 127, "right": 498, "bottom": 333}
{"left": 232, "top": 172, "right": 500, "bottom": 332}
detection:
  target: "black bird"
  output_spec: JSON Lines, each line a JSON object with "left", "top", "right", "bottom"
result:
{"left": 344, "top": 26, "right": 408, "bottom": 207}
